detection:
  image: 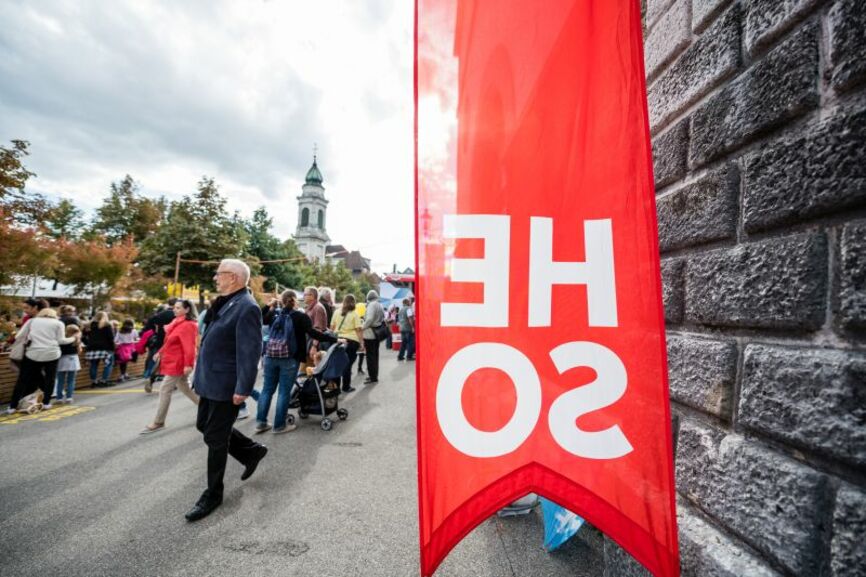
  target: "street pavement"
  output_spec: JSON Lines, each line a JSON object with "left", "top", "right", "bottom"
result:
{"left": 0, "top": 353, "right": 604, "bottom": 577}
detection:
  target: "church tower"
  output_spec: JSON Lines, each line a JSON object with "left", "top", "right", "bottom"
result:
{"left": 293, "top": 152, "right": 330, "bottom": 262}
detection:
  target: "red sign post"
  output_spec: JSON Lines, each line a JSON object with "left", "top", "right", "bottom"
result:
{"left": 415, "top": 1, "right": 679, "bottom": 575}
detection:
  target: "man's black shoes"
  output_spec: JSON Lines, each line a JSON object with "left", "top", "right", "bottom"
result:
{"left": 342, "top": 387, "right": 356, "bottom": 393}
{"left": 241, "top": 445, "right": 268, "bottom": 481}
{"left": 185, "top": 495, "right": 222, "bottom": 522}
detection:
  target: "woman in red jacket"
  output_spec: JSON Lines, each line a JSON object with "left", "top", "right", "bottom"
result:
{"left": 141, "top": 300, "right": 200, "bottom": 434}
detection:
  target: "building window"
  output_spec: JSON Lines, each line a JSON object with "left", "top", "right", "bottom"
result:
{"left": 318, "top": 209, "right": 324, "bottom": 229}
{"left": 301, "top": 207, "right": 309, "bottom": 227}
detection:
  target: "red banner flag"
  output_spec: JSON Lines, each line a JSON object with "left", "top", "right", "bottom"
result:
{"left": 415, "top": 1, "right": 679, "bottom": 576}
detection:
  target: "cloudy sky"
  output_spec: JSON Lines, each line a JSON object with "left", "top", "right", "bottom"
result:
{"left": 0, "top": 0, "right": 415, "bottom": 273}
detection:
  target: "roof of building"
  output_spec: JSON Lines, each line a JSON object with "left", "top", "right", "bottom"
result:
{"left": 305, "top": 157, "right": 323, "bottom": 185}
{"left": 344, "top": 251, "right": 371, "bottom": 272}
{"left": 326, "top": 244, "right": 348, "bottom": 257}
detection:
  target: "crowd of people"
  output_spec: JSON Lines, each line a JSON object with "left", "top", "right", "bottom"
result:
{"left": 5, "top": 299, "right": 147, "bottom": 410}
{"left": 3, "top": 291, "right": 416, "bottom": 416}
{"left": 3, "top": 259, "right": 416, "bottom": 521}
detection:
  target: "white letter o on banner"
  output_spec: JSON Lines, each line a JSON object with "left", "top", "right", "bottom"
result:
{"left": 436, "top": 343, "right": 541, "bottom": 458}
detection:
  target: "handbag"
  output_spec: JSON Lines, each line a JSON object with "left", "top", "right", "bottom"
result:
{"left": 373, "top": 322, "right": 389, "bottom": 342}
{"left": 369, "top": 303, "right": 389, "bottom": 341}
{"left": 9, "top": 320, "right": 31, "bottom": 362}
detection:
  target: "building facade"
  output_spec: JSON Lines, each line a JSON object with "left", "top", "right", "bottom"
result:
{"left": 605, "top": 1, "right": 866, "bottom": 576}
{"left": 294, "top": 156, "right": 330, "bottom": 262}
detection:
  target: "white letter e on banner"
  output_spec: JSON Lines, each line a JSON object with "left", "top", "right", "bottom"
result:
{"left": 441, "top": 214, "right": 510, "bottom": 327}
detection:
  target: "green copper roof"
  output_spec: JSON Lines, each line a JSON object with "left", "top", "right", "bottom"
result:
{"left": 305, "top": 157, "right": 323, "bottom": 185}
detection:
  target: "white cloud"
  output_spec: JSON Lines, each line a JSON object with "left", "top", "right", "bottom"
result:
{"left": 0, "top": 0, "right": 415, "bottom": 272}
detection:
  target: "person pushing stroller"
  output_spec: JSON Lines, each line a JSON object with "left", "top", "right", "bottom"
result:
{"left": 253, "top": 290, "right": 343, "bottom": 434}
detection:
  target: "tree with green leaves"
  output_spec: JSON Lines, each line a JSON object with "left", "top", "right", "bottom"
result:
{"left": 307, "top": 260, "right": 363, "bottom": 298}
{"left": 0, "top": 140, "right": 35, "bottom": 201}
{"left": 90, "top": 175, "right": 165, "bottom": 244}
{"left": 244, "top": 206, "right": 311, "bottom": 291}
{"left": 45, "top": 199, "right": 85, "bottom": 240}
{"left": 138, "top": 176, "right": 249, "bottom": 295}
{"left": 0, "top": 139, "right": 51, "bottom": 225}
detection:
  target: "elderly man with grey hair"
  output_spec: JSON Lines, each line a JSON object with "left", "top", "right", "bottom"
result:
{"left": 318, "top": 286, "right": 335, "bottom": 327}
{"left": 361, "top": 290, "right": 385, "bottom": 384}
{"left": 186, "top": 258, "right": 266, "bottom": 522}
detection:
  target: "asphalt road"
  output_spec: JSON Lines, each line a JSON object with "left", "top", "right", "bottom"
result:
{"left": 0, "top": 353, "right": 604, "bottom": 577}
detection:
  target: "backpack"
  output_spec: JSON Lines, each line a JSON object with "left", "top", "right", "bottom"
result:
{"left": 265, "top": 310, "right": 296, "bottom": 358}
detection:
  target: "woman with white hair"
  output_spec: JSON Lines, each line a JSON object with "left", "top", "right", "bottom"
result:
{"left": 318, "top": 287, "right": 335, "bottom": 327}
{"left": 361, "top": 289, "right": 385, "bottom": 384}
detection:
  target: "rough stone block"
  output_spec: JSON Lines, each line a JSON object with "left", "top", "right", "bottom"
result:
{"left": 684, "top": 233, "right": 827, "bottom": 330}
{"left": 647, "top": 0, "right": 677, "bottom": 29}
{"left": 671, "top": 412, "right": 681, "bottom": 455}
{"left": 666, "top": 334, "right": 736, "bottom": 418}
{"left": 678, "top": 501, "right": 783, "bottom": 577}
{"left": 832, "top": 484, "right": 866, "bottom": 577}
{"left": 646, "top": 0, "right": 691, "bottom": 79}
{"left": 648, "top": 5, "right": 740, "bottom": 131}
{"left": 744, "top": 0, "right": 822, "bottom": 55}
{"left": 838, "top": 221, "right": 866, "bottom": 331}
{"left": 657, "top": 165, "right": 738, "bottom": 251}
{"left": 603, "top": 537, "right": 653, "bottom": 577}
{"left": 830, "top": 0, "right": 866, "bottom": 92}
{"left": 661, "top": 259, "right": 685, "bottom": 323}
{"left": 743, "top": 106, "right": 866, "bottom": 233}
{"left": 689, "top": 22, "right": 819, "bottom": 167}
{"left": 739, "top": 344, "right": 866, "bottom": 467}
{"left": 692, "top": 0, "right": 732, "bottom": 32}
{"left": 653, "top": 119, "right": 689, "bottom": 188}
{"left": 676, "top": 420, "right": 829, "bottom": 575}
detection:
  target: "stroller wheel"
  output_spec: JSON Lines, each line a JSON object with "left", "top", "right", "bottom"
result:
{"left": 286, "top": 414, "right": 296, "bottom": 426}
{"left": 298, "top": 411, "right": 309, "bottom": 419}
{"left": 337, "top": 408, "right": 348, "bottom": 421}
{"left": 320, "top": 418, "right": 333, "bottom": 431}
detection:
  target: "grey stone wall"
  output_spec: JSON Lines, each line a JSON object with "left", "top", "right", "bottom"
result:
{"left": 608, "top": 1, "right": 866, "bottom": 575}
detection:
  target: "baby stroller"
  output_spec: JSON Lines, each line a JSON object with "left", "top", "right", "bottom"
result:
{"left": 288, "top": 343, "right": 350, "bottom": 431}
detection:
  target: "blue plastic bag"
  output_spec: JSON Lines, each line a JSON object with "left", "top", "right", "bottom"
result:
{"left": 540, "top": 497, "right": 584, "bottom": 552}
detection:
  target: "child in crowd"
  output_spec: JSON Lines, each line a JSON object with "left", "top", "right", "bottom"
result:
{"left": 55, "top": 324, "right": 82, "bottom": 404}
{"left": 114, "top": 319, "right": 139, "bottom": 382}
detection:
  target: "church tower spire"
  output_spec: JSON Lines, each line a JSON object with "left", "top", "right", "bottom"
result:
{"left": 293, "top": 147, "right": 330, "bottom": 262}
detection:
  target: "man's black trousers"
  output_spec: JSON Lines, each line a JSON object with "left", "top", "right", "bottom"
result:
{"left": 363, "top": 338, "right": 380, "bottom": 381}
{"left": 196, "top": 396, "right": 261, "bottom": 501}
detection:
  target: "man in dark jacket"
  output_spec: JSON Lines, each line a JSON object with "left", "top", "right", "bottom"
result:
{"left": 185, "top": 259, "right": 266, "bottom": 522}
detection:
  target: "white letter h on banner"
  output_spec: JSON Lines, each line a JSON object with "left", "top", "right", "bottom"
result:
{"left": 528, "top": 218, "right": 618, "bottom": 327}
